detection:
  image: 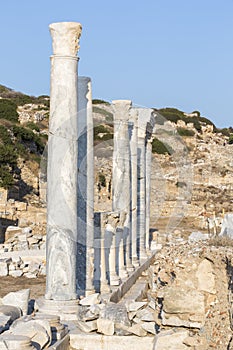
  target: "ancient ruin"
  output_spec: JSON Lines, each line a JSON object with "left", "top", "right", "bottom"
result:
{"left": 0, "top": 20, "right": 233, "bottom": 350}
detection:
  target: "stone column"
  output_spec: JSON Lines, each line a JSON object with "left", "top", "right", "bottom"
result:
{"left": 112, "top": 100, "right": 132, "bottom": 278}
{"left": 145, "top": 138, "right": 153, "bottom": 251}
{"left": 129, "top": 109, "right": 139, "bottom": 267}
{"left": 134, "top": 108, "right": 155, "bottom": 262}
{"left": 45, "top": 22, "right": 82, "bottom": 301}
{"left": 77, "top": 76, "right": 95, "bottom": 296}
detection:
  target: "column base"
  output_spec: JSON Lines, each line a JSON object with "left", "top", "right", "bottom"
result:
{"left": 119, "top": 268, "right": 129, "bottom": 279}
{"left": 132, "top": 256, "right": 140, "bottom": 268}
{"left": 33, "top": 313, "right": 68, "bottom": 341}
{"left": 126, "top": 263, "right": 135, "bottom": 273}
{"left": 100, "top": 280, "right": 111, "bottom": 293}
{"left": 36, "top": 297, "right": 79, "bottom": 321}
{"left": 110, "top": 273, "right": 121, "bottom": 286}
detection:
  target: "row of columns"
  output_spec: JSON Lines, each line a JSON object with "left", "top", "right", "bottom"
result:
{"left": 41, "top": 22, "right": 155, "bottom": 314}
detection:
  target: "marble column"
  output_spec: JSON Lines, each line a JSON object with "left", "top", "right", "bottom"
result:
{"left": 77, "top": 76, "right": 95, "bottom": 296}
{"left": 129, "top": 109, "right": 139, "bottom": 267}
{"left": 134, "top": 108, "right": 155, "bottom": 262}
{"left": 112, "top": 100, "right": 132, "bottom": 278}
{"left": 45, "top": 22, "right": 82, "bottom": 301}
{"left": 145, "top": 138, "right": 153, "bottom": 251}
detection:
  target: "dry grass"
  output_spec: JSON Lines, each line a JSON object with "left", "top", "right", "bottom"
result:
{"left": 208, "top": 236, "right": 233, "bottom": 247}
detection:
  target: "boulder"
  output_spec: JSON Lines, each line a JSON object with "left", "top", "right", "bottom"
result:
{"left": 2, "top": 289, "right": 30, "bottom": 316}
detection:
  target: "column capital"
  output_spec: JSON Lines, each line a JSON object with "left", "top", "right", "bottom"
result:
{"left": 49, "top": 22, "right": 82, "bottom": 56}
{"left": 112, "top": 100, "right": 132, "bottom": 122}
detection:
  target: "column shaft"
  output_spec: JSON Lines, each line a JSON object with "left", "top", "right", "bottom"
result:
{"left": 45, "top": 22, "right": 82, "bottom": 301}
{"left": 77, "top": 77, "right": 95, "bottom": 295}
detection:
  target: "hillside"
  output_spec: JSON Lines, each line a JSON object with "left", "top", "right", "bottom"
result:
{"left": 0, "top": 84, "right": 233, "bottom": 237}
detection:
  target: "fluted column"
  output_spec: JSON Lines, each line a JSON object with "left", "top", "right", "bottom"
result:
{"left": 112, "top": 100, "right": 132, "bottom": 278}
{"left": 45, "top": 22, "right": 82, "bottom": 301}
{"left": 129, "top": 109, "right": 139, "bottom": 267}
{"left": 77, "top": 77, "right": 95, "bottom": 295}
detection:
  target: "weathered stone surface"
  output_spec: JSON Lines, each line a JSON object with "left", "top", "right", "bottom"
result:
{"left": 128, "top": 323, "right": 147, "bottom": 337}
{"left": 9, "top": 270, "right": 23, "bottom": 278}
{"left": 141, "top": 321, "right": 156, "bottom": 334}
{"left": 0, "top": 334, "right": 37, "bottom": 349}
{"left": 0, "top": 315, "right": 11, "bottom": 333}
{"left": 77, "top": 305, "right": 98, "bottom": 321}
{"left": 2, "top": 289, "right": 30, "bottom": 316}
{"left": 97, "top": 318, "right": 114, "bottom": 335}
{"left": 79, "top": 293, "right": 100, "bottom": 306}
{"left": 0, "top": 305, "right": 21, "bottom": 323}
{"left": 126, "top": 301, "right": 147, "bottom": 312}
{"left": 163, "top": 286, "right": 205, "bottom": 315}
{"left": 8, "top": 318, "right": 51, "bottom": 349}
{"left": 0, "top": 260, "right": 10, "bottom": 277}
{"left": 162, "top": 285, "right": 205, "bottom": 328}
{"left": 196, "top": 259, "right": 216, "bottom": 294}
{"left": 154, "top": 330, "right": 189, "bottom": 350}
{"left": 76, "top": 320, "right": 97, "bottom": 333}
{"left": 99, "top": 304, "right": 130, "bottom": 327}
{"left": 136, "top": 307, "right": 156, "bottom": 322}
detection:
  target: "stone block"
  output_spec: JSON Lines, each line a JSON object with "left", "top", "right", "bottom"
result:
{"left": 9, "top": 270, "right": 23, "bottom": 278}
{"left": 0, "top": 305, "right": 21, "bottom": 323}
{"left": 5, "top": 226, "right": 22, "bottom": 242}
{"left": 154, "top": 330, "right": 189, "bottom": 350}
{"left": 15, "top": 201, "right": 27, "bottom": 211}
{"left": 0, "top": 259, "right": 10, "bottom": 277}
{"left": 97, "top": 318, "right": 114, "bottom": 335}
{"left": 2, "top": 289, "right": 30, "bottom": 316}
{"left": 79, "top": 293, "right": 100, "bottom": 306}
{"left": 196, "top": 259, "right": 216, "bottom": 294}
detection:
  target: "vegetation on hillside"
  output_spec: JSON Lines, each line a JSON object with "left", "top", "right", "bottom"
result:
{"left": 152, "top": 137, "right": 174, "bottom": 155}
{"left": 0, "top": 85, "right": 47, "bottom": 188}
{"left": 155, "top": 107, "right": 216, "bottom": 133}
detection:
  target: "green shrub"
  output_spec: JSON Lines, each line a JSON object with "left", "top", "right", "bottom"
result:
{"left": 92, "top": 99, "right": 110, "bottom": 105}
{"left": 0, "top": 165, "right": 14, "bottom": 189}
{"left": 0, "top": 99, "right": 19, "bottom": 122}
{"left": 152, "top": 137, "right": 173, "bottom": 155}
{"left": 0, "top": 125, "right": 12, "bottom": 144}
{"left": 177, "top": 127, "right": 195, "bottom": 137}
{"left": 229, "top": 134, "right": 233, "bottom": 145}
{"left": 26, "top": 122, "right": 40, "bottom": 132}
{"left": 99, "top": 173, "right": 106, "bottom": 187}
{"left": 0, "top": 144, "right": 17, "bottom": 165}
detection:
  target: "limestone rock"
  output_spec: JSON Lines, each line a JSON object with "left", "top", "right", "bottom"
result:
{"left": 97, "top": 318, "right": 114, "bottom": 336}
{"left": 99, "top": 304, "right": 130, "bottom": 327}
{"left": 8, "top": 318, "right": 51, "bottom": 349}
{"left": 126, "top": 301, "right": 147, "bottom": 312}
{"left": 128, "top": 323, "right": 147, "bottom": 337}
{"left": 162, "top": 285, "right": 205, "bottom": 328}
{"left": 163, "top": 286, "right": 205, "bottom": 315}
{"left": 76, "top": 320, "right": 97, "bottom": 333}
{"left": 136, "top": 307, "right": 156, "bottom": 322}
{"left": 0, "top": 305, "right": 21, "bottom": 323}
{"left": 196, "top": 259, "right": 216, "bottom": 294}
{"left": 79, "top": 293, "right": 100, "bottom": 306}
{"left": 154, "top": 330, "right": 189, "bottom": 350}
{"left": 2, "top": 289, "right": 30, "bottom": 316}
{"left": 0, "top": 315, "right": 11, "bottom": 333}
{"left": 0, "top": 260, "right": 10, "bottom": 277}
{"left": 141, "top": 321, "right": 156, "bottom": 334}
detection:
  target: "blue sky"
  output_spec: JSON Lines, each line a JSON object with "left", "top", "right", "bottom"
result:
{"left": 0, "top": 0, "right": 232, "bottom": 127}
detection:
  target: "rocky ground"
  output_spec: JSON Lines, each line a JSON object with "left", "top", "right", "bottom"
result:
{"left": 147, "top": 235, "right": 233, "bottom": 349}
